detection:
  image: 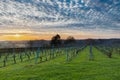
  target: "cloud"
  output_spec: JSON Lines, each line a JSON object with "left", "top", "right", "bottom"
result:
{"left": 0, "top": 0, "right": 120, "bottom": 38}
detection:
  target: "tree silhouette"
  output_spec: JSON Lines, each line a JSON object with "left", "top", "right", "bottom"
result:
{"left": 28, "top": 40, "right": 33, "bottom": 48}
{"left": 64, "top": 36, "right": 76, "bottom": 45}
{"left": 50, "top": 34, "right": 62, "bottom": 47}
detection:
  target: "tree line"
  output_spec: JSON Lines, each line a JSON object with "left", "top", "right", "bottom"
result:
{"left": 50, "top": 34, "right": 76, "bottom": 47}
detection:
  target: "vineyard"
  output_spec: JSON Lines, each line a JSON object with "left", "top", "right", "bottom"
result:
{"left": 0, "top": 44, "right": 120, "bottom": 80}
{"left": 0, "top": 45, "right": 85, "bottom": 67}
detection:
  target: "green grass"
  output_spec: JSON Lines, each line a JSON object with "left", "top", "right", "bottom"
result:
{"left": 0, "top": 46, "right": 120, "bottom": 80}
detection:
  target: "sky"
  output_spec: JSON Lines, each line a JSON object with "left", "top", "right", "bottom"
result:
{"left": 0, "top": 0, "right": 120, "bottom": 40}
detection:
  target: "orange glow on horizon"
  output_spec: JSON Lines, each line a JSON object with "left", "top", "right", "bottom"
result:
{"left": 0, "top": 34, "right": 78, "bottom": 41}
{"left": 0, "top": 33, "right": 119, "bottom": 41}
{"left": 0, "top": 34, "right": 46, "bottom": 41}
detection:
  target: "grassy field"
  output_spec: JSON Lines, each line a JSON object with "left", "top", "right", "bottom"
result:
{"left": 0, "top": 46, "right": 120, "bottom": 80}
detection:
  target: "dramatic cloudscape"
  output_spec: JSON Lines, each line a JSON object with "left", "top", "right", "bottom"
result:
{"left": 0, "top": 0, "right": 120, "bottom": 40}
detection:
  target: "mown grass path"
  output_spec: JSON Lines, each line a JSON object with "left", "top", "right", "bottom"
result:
{"left": 0, "top": 46, "right": 120, "bottom": 80}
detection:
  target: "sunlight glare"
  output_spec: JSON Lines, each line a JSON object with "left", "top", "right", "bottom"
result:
{"left": 14, "top": 34, "right": 21, "bottom": 38}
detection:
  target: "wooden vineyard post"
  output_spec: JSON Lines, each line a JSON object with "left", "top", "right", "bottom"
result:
{"left": 118, "top": 48, "right": 120, "bottom": 55}
{"left": 52, "top": 46, "right": 54, "bottom": 59}
{"left": 76, "top": 49, "right": 79, "bottom": 56}
{"left": 76, "top": 48, "right": 79, "bottom": 56}
{"left": 29, "top": 51, "right": 31, "bottom": 56}
{"left": 19, "top": 48, "right": 23, "bottom": 62}
{"left": 108, "top": 52, "right": 112, "bottom": 58}
{"left": 20, "top": 53, "right": 23, "bottom": 62}
{"left": 76, "top": 48, "right": 78, "bottom": 56}
{"left": 24, "top": 48, "right": 27, "bottom": 57}
{"left": 50, "top": 49, "right": 52, "bottom": 59}
{"left": 5, "top": 55, "right": 8, "bottom": 61}
{"left": 0, "top": 53, "right": 1, "bottom": 58}
{"left": 45, "top": 50, "right": 48, "bottom": 61}
{"left": 56, "top": 47, "right": 60, "bottom": 57}
{"left": 12, "top": 48, "right": 16, "bottom": 64}
{"left": 55, "top": 48, "right": 57, "bottom": 57}
{"left": 41, "top": 48, "right": 44, "bottom": 56}
{"left": 13, "top": 54, "right": 16, "bottom": 64}
{"left": 3, "top": 55, "right": 7, "bottom": 67}
{"left": 72, "top": 48, "right": 74, "bottom": 58}
{"left": 40, "top": 54, "right": 42, "bottom": 62}
{"left": 26, "top": 53, "right": 30, "bottom": 61}
{"left": 32, "top": 47, "right": 35, "bottom": 55}
{"left": 35, "top": 47, "right": 40, "bottom": 64}
{"left": 69, "top": 48, "right": 72, "bottom": 60}
{"left": 24, "top": 48, "right": 29, "bottom": 58}
{"left": 54, "top": 48, "right": 56, "bottom": 57}
{"left": 50, "top": 46, "right": 54, "bottom": 59}
{"left": 24, "top": 48, "right": 30, "bottom": 61}
{"left": 73, "top": 48, "right": 75, "bottom": 57}
{"left": 40, "top": 48, "right": 43, "bottom": 62}
{"left": 3, "top": 59, "right": 6, "bottom": 67}
{"left": 89, "top": 44, "right": 94, "bottom": 60}
{"left": 72, "top": 48, "right": 74, "bottom": 57}
{"left": 58, "top": 47, "right": 60, "bottom": 56}
{"left": 66, "top": 48, "right": 69, "bottom": 62}
{"left": 107, "top": 47, "right": 113, "bottom": 58}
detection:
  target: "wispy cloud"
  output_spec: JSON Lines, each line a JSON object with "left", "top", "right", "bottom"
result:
{"left": 0, "top": 0, "right": 120, "bottom": 38}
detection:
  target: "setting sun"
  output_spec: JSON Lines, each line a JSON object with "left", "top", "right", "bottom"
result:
{"left": 14, "top": 34, "right": 21, "bottom": 38}
{"left": 0, "top": 34, "right": 51, "bottom": 41}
